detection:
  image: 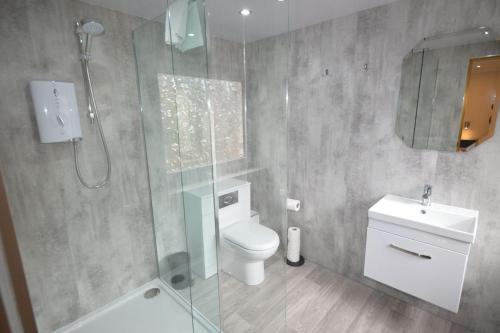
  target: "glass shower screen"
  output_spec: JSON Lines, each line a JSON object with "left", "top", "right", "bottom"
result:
{"left": 134, "top": 0, "right": 289, "bottom": 331}
{"left": 134, "top": 0, "right": 221, "bottom": 331}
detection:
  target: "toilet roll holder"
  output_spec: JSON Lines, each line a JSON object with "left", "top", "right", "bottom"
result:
{"left": 286, "top": 255, "right": 305, "bottom": 267}
{"left": 286, "top": 199, "right": 304, "bottom": 266}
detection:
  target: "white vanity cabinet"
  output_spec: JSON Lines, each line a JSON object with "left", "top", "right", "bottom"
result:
{"left": 363, "top": 195, "right": 478, "bottom": 313}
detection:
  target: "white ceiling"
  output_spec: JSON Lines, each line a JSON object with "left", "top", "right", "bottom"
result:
{"left": 81, "top": 0, "right": 399, "bottom": 41}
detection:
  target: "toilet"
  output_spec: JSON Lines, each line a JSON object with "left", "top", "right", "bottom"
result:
{"left": 218, "top": 178, "right": 280, "bottom": 285}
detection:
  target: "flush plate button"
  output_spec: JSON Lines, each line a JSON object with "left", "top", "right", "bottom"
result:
{"left": 219, "top": 191, "right": 238, "bottom": 209}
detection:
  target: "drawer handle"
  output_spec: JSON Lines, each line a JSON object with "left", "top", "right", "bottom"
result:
{"left": 389, "top": 244, "right": 432, "bottom": 260}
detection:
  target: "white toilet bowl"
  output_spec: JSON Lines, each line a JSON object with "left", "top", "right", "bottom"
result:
{"left": 221, "top": 220, "right": 280, "bottom": 285}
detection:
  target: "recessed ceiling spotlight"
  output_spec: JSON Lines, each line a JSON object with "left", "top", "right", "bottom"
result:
{"left": 277, "top": 0, "right": 286, "bottom": 2}
{"left": 188, "top": 33, "right": 195, "bottom": 37}
{"left": 239, "top": 8, "right": 251, "bottom": 16}
{"left": 476, "top": 65, "right": 481, "bottom": 68}
{"left": 484, "top": 31, "right": 489, "bottom": 35}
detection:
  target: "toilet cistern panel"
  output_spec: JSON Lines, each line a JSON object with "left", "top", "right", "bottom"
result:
{"left": 217, "top": 178, "right": 251, "bottom": 229}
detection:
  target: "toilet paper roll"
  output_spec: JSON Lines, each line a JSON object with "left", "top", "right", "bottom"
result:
{"left": 287, "top": 227, "right": 301, "bottom": 263}
{"left": 287, "top": 198, "right": 301, "bottom": 212}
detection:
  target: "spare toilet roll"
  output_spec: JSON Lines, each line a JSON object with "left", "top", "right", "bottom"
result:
{"left": 287, "top": 198, "right": 301, "bottom": 212}
{"left": 287, "top": 227, "right": 301, "bottom": 263}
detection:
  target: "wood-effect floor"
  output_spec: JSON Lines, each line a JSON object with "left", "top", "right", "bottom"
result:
{"left": 219, "top": 256, "right": 475, "bottom": 333}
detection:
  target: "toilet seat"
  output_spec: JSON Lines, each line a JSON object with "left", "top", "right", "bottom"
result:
{"left": 222, "top": 221, "right": 279, "bottom": 251}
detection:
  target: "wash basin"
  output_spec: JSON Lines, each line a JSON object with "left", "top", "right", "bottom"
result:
{"left": 368, "top": 195, "right": 478, "bottom": 243}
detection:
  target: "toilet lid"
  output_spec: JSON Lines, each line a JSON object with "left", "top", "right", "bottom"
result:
{"left": 222, "top": 222, "right": 279, "bottom": 251}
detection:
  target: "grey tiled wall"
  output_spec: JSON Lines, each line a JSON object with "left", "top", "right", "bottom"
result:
{"left": 251, "top": 0, "right": 500, "bottom": 331}
{"left": 0, "top": 1, "right": 156, "bottom": 331}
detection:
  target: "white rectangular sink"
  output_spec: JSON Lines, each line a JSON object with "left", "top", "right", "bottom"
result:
{"left": 368, "top": 195, "right": 478, "bottom": 243}
{"left": 365, "top": 194, "right": 479, "bottom": 312}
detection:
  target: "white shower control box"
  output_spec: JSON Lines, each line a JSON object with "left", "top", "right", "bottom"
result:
{"left": 30, "top": 80, "right": 82, "bottom": 143}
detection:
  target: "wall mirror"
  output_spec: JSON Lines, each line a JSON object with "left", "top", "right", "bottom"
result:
{"left": 396, "top": 27, "right": 500, "bottom": 152}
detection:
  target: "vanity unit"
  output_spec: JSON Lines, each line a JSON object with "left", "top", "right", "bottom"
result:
{"left": 364, "top": 195, "right": 478, "bottom": 312}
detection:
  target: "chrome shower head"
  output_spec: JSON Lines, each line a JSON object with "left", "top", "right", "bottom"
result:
{"left": 81, "top": 18, "right": 104, "bottom": 35}
{"left": 76, "top": 18, "right": 104, "bottom": 59}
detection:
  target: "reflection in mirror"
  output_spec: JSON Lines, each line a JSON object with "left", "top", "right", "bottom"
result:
{"left": 458, "top": 56, "right": 500, "bottom": 151}
{"left": 396, "top": 27, "right": 500, "bottom": 152}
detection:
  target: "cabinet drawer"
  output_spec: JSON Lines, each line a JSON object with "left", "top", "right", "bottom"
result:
{"left": 364, "top": 227, "right": 468, "bottom": 312}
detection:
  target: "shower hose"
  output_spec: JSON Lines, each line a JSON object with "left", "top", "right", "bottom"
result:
{"left": 73, "top": 55, "right": 111, "bottom": 189}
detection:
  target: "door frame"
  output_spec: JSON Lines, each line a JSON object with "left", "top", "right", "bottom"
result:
{"left": 0, "top": 168, "right": 38, "bottom": 333}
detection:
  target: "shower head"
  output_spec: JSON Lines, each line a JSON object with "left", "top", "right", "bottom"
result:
{"left": 81, "top": 18, "right": 104, "bottom": 35}
{"left": 76, "top": 18, "right": 104, "bottom": 60}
